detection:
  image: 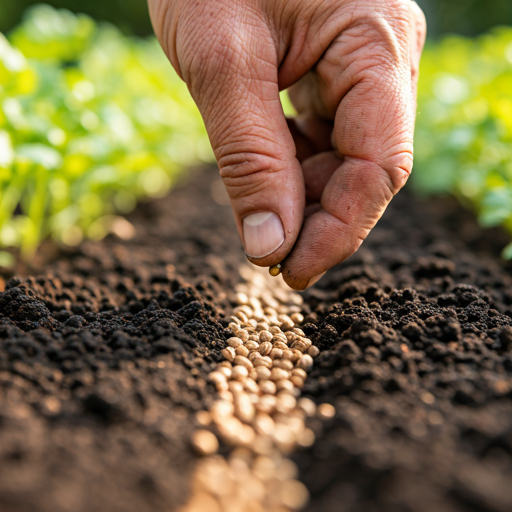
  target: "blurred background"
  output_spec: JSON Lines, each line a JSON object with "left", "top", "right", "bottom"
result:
{"left": 1, "top": 0, "right": 511, "bottom": 37}
{"left": 0, "top": 0, "right": 511, "bottom": 268}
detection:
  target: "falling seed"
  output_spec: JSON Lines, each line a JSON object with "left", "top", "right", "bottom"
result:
{"left": 269, "top": 264, "right": 282, "bottom": 277}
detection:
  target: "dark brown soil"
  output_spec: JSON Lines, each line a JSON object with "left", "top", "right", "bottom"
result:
{"left": 297, "top": 195, "right": 512, "bottom": 512}
{"left": 0, "top": 169, "right": 246, "bottom": 512}
{"left": 1, "top": 168, "right": 512, "bottom": 512}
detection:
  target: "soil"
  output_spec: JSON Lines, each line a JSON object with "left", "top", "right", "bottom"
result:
{"left": 1, "top": 168, "right": 512, "bottom": 512}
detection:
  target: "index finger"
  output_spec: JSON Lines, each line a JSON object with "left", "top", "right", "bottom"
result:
{"left": 282, "top": 8, "right": 418, "bottom": 290}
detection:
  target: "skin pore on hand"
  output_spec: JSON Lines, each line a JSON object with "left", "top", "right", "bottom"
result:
{"left": 148, "top": 0, "right": 426, "bottom": 290}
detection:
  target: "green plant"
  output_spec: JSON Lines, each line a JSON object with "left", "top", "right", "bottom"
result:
{"left": 0, "top": 5, "right": 212, "bottom": 260}
{"left": 413, "top": 26, "right": 512, "bottom": 257}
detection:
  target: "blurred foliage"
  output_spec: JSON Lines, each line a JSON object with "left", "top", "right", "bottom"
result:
{"left": 414, "top": 27, "right": 512, "bottom": 258}
{"left": 1, "top": 0, "right": 511, "bottom": 39}
{"left": 0, "top": 5, "right": 212, "bottom": 258}
{"left": 417, "top": 0, "right": 512, "bottom": 39}
{"left": 0, "top": 0, "right": 153, "bottom": 36}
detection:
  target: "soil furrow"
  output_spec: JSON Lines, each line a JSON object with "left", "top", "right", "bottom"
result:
{"left": 0, "top": 169, "right": 511, "bottom": 512}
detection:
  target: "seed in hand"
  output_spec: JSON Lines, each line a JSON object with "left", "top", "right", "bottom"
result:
{"left": 269, "top": 264, "right": 282, "bottom": 277}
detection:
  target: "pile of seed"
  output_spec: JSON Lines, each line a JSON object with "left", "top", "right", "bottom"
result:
{"left": 179, "top": 265, "right": 332, "bottom": 512}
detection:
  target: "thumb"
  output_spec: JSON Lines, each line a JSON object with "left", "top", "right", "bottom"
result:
{"left": 178, "top": 11, "right": 305, "bottom": 266}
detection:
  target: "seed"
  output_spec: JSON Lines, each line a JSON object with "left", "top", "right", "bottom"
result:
{"left": 270, "top": 368, "right": 289, "bottom": 381}
{"left": 211, "top": 400, "right": 234, "bottom": 419}
{"left": 235, "top": 345, "right": 250, "bottom": 358}
{"left": 218, "top": 361, "right": 232, "bottom": 369}
{"left": 269, "top": 326, "right": 281, "bottom": 335}
{"left": 297, "top": 428, "right": 316, "bottom": 448}
{"left": 219, "top": 367, "right": 232, "bottom": 378}
{"left": 248, "top": 319, "right": 258, "bottom": 328}
{"left": 235, "top": 305, "right": 253, "bottom": 317}
{"left": 235, "top": 292, "right": 248, "bottom": 304}
{"left": 209, "top": 371, "right": 227, "bottom": 384}
{"left": 282, "top": 350, "right": 296, "bottom": 362}
{"left": 218, "top": 390, "right": 234, "bottom": 402}
{"left": 308, "top": 345, "right": 320, "bottom": 357}
{"left": 191, "top": 429, "right": 219, "bottom": 456}
{"left": 244, "top": 378, "right": 259, "bottom": 394}
{"left": 235, "top": 311, "right": 249, "bottom": 324}
{"left": 196, "top": 411, "right": 212, "bottom": 426}
{"left": 249, "top": 369, "right": 258, "bottom": 381}
{"left": 317, "top": 403, "right": 336, "bottom": 419}
{"left": 297, "top": 397, "right": 316, "bottom": 416}
{"left": 290, "top": 340, "right": 308, "bottom": 352}
{"left": 269, "top": 264, "right": 282, "bottom": 277}
{"left": 290, "top": 312, "right": 304, "bottom": 325}
{"left": 285, "top": 331, "right": 296, "bottom": 343}
{"left": 228, "top": 380, "right": 244, "bottom": 394}
{"left": 259, "top": 330, "right": 273, "bottom": 343}
{"left": 279, "top": 314, "right": 294, "bottom": 331}
{"left": 276, "top": 393, "right": 297, "bottom": 413}
{"left": 290, "top": 376, "right": 304, "bottom": 388}
{"left": 256, "top": 394, "right": 277, "bottom": 413}
{"left": 249, "top": 296, "right": 261, "bottom": 310}
{"left": 245, "top": 340, "right": 260, "bottom": 351}
{"left": 279, "top": 480, "right": 309, "bottom": 509}
{"left": 248, "top": 352, "right": 261, "bottom": 362}
{"left": 228, "top": 322, "right": 240, "bottom": 332}
{"left": 227, "top": 337, "right": 243, "bottom": 348}
{"left": 256, "top": 322, "right": 269, "bottom": 332}
{"left": 259, "top": 342, "right": 272, "bottom": 356}
{"left": 273, "top": 333, "right": 288, "bottom": 344}
{"left": 292, "top": 328, "right": 305, "bottom": 337}
{"left": 221, "top": 347, "right": 236, "bottom": 362}
{"left": 276, "top": 379, "right": 294, "bottom": 392}
{"left": 254, "top": 414, "right": 275, "bottom": 436}
{"left": 238, "top": 330, "right": 250, "bottom": 342}
{"left": 297, "top": 354, "right": 314, "bottom": 371}
{"left": 232, "top": 366, "right": 249, "bottom": 380}
{"left": 253, "top": 357, "right": 272, "bottom": 369}
{"left": 256, "top": 367, "right": 272, "bottom": 381}
{"left": 234, "top": 355, "right": 253, "bottom": 370}
{"left": 274, "top": 359, "right": 294, "bottom": 371}
{"left": 291, "top": 368, "right": 307, "bottom": 379}
{"left": 234, "top": 393, "right": 255, "bottom": 423}
{"left": 260, "top": 380, "right": 277, "bottom": 395}
{"left": 291, "top": 349, "right": 303, "bottom": 362}
{"left": 273, "top": 341, "right": 289, "bottom": 352}
{"left": 270, "top": 348, "right": 283, "bottom": 360}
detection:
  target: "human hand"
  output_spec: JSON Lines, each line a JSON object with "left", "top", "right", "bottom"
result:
{"left": 148, "top": 0, "right": 426, "bottom": 290}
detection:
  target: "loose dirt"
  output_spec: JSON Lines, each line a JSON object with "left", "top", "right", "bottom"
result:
{"left": 0, "top": 169, "right": 511, "bottom": 512}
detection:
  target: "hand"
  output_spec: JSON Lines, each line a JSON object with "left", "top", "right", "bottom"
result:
{"left": 148, "top": 0, "right": 426, "bottom": 289}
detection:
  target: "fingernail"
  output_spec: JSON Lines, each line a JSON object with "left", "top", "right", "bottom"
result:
{"left": 243, "top": 212, "right": 284, "bottom": 258}
{"left": 306, "top": 272, "right": 326, "bottom": 288}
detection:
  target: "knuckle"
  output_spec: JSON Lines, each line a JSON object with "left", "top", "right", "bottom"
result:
{"left": 381, "top": 149, "right": 413, "bottom": 194}
{"left": 218, "top": 152, "right": 285, "bottom": 198}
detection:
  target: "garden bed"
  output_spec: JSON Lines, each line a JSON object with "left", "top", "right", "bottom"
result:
{"left": 0, "top": 168, "right": 511, "bottom": 512}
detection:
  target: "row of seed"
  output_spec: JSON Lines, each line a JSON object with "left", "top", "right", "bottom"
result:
{"left": 180, "top": 265, "right": 334, "bottom": 512}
